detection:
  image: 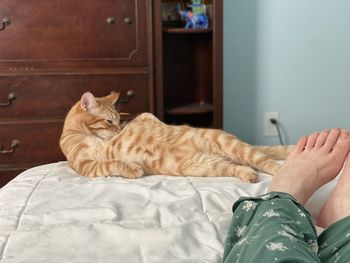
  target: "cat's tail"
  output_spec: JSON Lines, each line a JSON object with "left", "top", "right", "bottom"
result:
{"left": 254, "top": 145, "right": 294, "bottom": 160}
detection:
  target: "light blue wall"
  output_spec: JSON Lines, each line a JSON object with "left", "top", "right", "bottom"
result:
{"left": 223, "top": 0, "right": 350, "bottom": 145}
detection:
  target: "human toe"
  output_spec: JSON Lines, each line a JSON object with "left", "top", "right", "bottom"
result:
{"left": 305, "top": 132, "right": 319, "bottom": 150}
{"left": 288, "top": 136, "right": 307, "bottom": 158}
{"left": 314, "top": 129, "right": 330, "bottom": 148}
{"left": 322, "top": 128, "right": 341, "bottom": 152}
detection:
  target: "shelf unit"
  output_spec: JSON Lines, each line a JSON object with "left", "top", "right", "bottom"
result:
{"left": 153, "top": 0, "right": 223, "bottom": 128}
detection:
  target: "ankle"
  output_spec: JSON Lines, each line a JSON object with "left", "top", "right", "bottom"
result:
{"left": 268, "top": 179, "right": 310, "bottom": 205}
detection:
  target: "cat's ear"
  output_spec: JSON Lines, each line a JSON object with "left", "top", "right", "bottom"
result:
{"left": 80, "top": 92, "right": 96, "bottom": 111}
{"left": 108, "top": 91, "right": 120, "bottom": 105}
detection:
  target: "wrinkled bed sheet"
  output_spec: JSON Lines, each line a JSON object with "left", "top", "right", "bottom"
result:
{"left": 0, "top": 162, "right": 336, "bottom": 262}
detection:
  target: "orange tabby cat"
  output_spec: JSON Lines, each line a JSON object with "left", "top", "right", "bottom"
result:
{"left": 60, "top": 92, "right": 293, "bottom": 183}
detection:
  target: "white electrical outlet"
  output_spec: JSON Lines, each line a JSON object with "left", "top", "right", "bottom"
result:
{"left": 264, "top": 112, "right": 279, "bottom": 136}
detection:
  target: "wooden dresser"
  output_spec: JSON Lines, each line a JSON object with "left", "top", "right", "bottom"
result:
{"left": 0, "top": 0, "right": 154, "bottom": 186}
{"left": 0, "top": 0, "right": 222, "bottom": 187}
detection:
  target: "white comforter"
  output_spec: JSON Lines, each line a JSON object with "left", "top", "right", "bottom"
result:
{"left": 0, "top": 162, "right": 335, "bottom": 263}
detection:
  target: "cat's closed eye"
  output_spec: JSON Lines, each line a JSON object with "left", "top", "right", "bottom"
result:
{"left": 106, "top": 119, "right": 113, "bottom": 125}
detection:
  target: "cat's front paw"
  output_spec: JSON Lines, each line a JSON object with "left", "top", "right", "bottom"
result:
{"left": 124, "top": 162, "right": 144, "bottom": 179}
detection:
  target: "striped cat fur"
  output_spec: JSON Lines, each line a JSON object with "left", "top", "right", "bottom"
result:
{"left": 60, "top": 92, "right": 293, "bottom": 183}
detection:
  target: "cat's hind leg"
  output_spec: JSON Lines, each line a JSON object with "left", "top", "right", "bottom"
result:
{"left": 179, "top": 154, "right": 258, "bottom": 183}
{"left": 193, "top": 129, "right": 281, "bottom": 176}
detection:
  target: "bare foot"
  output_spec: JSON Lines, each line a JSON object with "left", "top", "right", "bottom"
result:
{"left": 267, "top": 129, "right": 350, "bottom": 205}
{"left": 318, "top": 153, "right": 350, "bottom": 228}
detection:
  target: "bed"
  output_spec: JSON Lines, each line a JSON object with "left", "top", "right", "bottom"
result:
{"left": 0, "top": 162, "right": 335, "bottom": 262}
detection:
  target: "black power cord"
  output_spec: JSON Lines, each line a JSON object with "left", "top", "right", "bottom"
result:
{"left": 270, "top": 118, "right": 284, "bottom": 145}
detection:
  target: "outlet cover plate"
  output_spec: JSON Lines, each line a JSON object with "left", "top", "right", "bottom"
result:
{"left": 264, "top": 112, "right": 279, "bottom": 136}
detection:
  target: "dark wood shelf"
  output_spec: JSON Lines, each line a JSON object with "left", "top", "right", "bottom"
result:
{"left": 163, "top": 27, "right": 213, "bottom": 34}
{"left": 155, "top": 0, "right": 222, "bottom": 128}
{"left": 165, "top": 102, "right": 214, "bottom": 115}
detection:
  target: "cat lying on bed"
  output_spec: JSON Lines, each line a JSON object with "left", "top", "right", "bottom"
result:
{"left": 60, "top": 92, "right": 292, "bottom": 183}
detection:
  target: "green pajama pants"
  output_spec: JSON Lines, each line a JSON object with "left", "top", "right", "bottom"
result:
{"left": 223, "top": 192, "right": 350, "bottom": 263}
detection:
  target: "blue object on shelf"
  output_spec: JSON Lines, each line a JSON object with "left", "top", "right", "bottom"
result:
{"left": 177, "top": 1, "right": 209, "bottom": 29}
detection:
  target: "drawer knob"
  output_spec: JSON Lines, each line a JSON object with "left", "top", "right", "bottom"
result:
{"left": 118, "top": 89, "right": 135, "bottom": 104}
{"left": 0, "top": 140, "right": 19, "bottom": 154}
{"left": 124, "top": 17, "right": 133, "bottom": 25}
{"left": 0, "top": 93, "right": 16, "bottom": 107}
{"left": 106, "top": 16, "right": 115, "bottom": 25}
{"left": 0, "top": 17, "right": 11, "bottom": 31}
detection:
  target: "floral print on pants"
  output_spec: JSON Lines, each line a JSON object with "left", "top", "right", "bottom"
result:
{"left": 223, "top": 192, "right": 350, "bottom": 263}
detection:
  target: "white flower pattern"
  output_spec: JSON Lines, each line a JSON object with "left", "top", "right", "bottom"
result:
{"left": 262, "top": 209, "right": 280, "bottom": 218}
{"left": 226, "top": 193, "right": 346, "bottom": 261}
{"left": 242, "top": 201, "right": 257, "bottom": 211}
{"left": 260, "top": 194, "right": 271, "bottom": 200}
{"left": 297, "top": 208, "right": 306, "bottom": 217}
{"left": 307, "top": 239, "right": 318, "bottom": 255}
{"left": 235, "top": 225, "right": 247, "bottom": 237}
{"left": 265, "top": 242, "right": 288, "bottom": 252}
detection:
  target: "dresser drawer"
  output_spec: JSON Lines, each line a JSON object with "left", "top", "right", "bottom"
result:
{"left": 0, "top": 120, "right": 65, "bottom": 165}
{"left": 0, "top": 74, "right": 149, "bottom": 118}
{"left": 0, "top": 169, "right": 21, "bottom": 187}
{"left": 0, "top": 0, "right": 149, "bottom": 68}
{"left": 0, "top": 167, "right": 28, "bottom": 187}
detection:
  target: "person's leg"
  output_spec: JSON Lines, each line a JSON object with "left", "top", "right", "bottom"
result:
{"left": 223, "top": 129, "right": 350, "bottom": 263}
{"left": 317, "top": 153, "right": 350, "bottom": 262}
{"left": 223, "top": 192, "right": 320, "bottom": 263}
